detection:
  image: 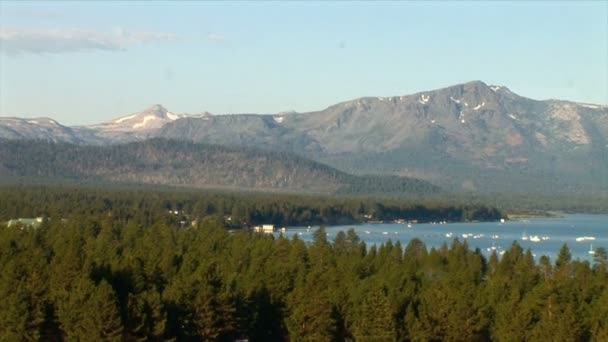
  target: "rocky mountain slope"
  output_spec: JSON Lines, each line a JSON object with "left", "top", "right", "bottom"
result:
{"left": 73, "top": 104, "right": 189, "bottom": 143}
{"left": 279, "top": 81, "right": 608, "bottom": 193}
{"left": 1, "top": 81, "right": 606, "bottom": 194}
{"left": 0, "top": 117, "right": 83, "bottom": 143}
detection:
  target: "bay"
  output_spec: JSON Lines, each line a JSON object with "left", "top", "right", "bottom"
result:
{"left": 277, "top": 214, "right": 608, "bottom": 262}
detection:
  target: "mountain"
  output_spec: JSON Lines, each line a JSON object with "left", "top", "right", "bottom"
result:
{"left": 72, "top": 104, "right": 188, "bottom": 143}
{"left": 157, "top": 114, "right": 322, "bottom": 153}
{"left": 0, "top": 139, "right": 440, "bottom": 195}
{"left": 93, "top": 104, "right": 185, "bottom": 131}
{"left": 1, "top": 81, "right": 607, "bottom": 194}
{"left": 0, "top": 117, "right": 82, "bottom": 143}
{"left": 154, "top": 81, "right": 608, "bottom": 194}
{"left": 279, "top": 81, "right": 608, "bottom": 193}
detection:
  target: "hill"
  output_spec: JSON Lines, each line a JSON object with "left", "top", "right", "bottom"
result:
{"left": 0, "top": 139, "right": 440, "bottom": 196}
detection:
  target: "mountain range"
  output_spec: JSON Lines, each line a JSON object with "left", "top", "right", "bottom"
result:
{"left": 1, "top": 81, "right": 607, "bottom": 194}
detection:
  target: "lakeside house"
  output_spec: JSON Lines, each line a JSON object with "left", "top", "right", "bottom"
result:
{"left": 7, "top": 217, "right": 44, "bottom": 229}
{"left": 253, "top": 224, "right": 275, "bottom": 234}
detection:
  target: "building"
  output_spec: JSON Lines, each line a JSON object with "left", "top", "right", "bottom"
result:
{"left": 7, "top": 217, "right": 44, "bottom": 229}
{"left": 253, "top": 224, "right": 274, "bottom": 234}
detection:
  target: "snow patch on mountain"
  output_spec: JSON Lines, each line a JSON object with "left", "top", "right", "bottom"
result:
{"left": 473, "top": 102, "right": 485, "bottom": 110}
{"left": 418, "top": 94, "right": 430, "bottom": 104}
{"left": 114, "top": 114, "right": 137, "bottom": 124}
{"left": 133, "top": 115, "right": 158, "bottom": 129}
{"left": 579, "top": 103, "right": 602, "bottom": 109}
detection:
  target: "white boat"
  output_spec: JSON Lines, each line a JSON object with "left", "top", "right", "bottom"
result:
{"left": 589, "top": 244, "right": 596, "bottom": 255}
{"left": 576, "top": 236, "right": 596, "bottom": 242}
{"left": 407, "top": 224, "right": 412, "bottom": 228}
{"left": 521, "top": 230, "right": 529, "bottom": 241}
{"left": 529, "top": 235, "right": 541, "bottom": 242}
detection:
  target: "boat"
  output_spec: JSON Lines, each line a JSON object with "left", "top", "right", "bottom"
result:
{"left": 589, "top": 244, "right": 596, "bottom": 255}
{"left": 576, "top": 236, "right": 596, "bottom": 242}
{"left": 529, "top": 235, "right": 541, "bottom": 242}
{"left": 521, "top": 230, "right": 529, "bottom": 241}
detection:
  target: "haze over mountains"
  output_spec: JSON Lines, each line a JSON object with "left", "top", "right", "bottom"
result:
{"left": 1, "top": 81, "right": 607, "bottom": 194}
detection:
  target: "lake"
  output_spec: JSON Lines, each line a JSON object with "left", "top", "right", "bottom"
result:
{"left": 277, "top": 214, "right": 608, "bottom": 263}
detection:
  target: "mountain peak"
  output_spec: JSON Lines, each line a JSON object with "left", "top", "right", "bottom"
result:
{"left": 463, "top": 80, "right": 488, "bottom": 88}
{"left": 96, "top": 104, "right": 184, "bottom": 131}
{"left": 143, "top": 104, "right": 169, "bottom": 117}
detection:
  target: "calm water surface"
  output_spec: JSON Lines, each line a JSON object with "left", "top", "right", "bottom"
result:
{"left": 277, "top": 214, "right": 608, "bottom": 262}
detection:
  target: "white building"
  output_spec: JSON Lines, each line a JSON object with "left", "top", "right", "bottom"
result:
{"left": 254, "top": 224, "right": 274, "bottom": 234}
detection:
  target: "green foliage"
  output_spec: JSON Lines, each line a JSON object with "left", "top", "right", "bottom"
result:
{"left": 0, "top": 186, "right": 602, "bottom": 341}
{"left": 0, "top": 185, "right": 503, "bottom": 227}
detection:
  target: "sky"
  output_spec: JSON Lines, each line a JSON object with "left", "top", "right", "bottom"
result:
{"left": 0, "top": 1, "right": 607, "bottom": 125}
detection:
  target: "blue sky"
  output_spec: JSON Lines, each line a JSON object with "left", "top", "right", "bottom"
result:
{"left": 1, "top": 1, "right": 606, "bottom": 125}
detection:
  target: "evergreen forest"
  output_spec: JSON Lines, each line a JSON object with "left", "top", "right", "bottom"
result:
{"left": 0, "top": 186, "right": 606, "bottom": 341}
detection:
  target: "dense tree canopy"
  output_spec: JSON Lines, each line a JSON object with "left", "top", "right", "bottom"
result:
{"left": 0, "top": 185, "right": 502, "bottom": 227}
{"left": 0, "top": 186, "right": 605, "bottom": 341}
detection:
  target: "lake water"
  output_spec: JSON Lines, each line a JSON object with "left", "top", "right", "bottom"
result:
{"left": 277, "top": 214, "right": 608, "bottom": 263}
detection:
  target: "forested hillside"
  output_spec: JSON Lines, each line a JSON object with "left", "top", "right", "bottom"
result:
{"left": 0, "top": 139, "right": 440, "bottom": 196}
{"left": 0, "top": 186, "right": 501, "bottom": 226}
{"left": 0, "top": 187, "right": 605, "bottom": 341}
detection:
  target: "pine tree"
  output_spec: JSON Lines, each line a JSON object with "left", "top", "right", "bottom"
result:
{"left": 352, "top": 285, "right": 395, "bottom": 342}
{"left": 191, "top": 284, "right": 237, "bottom": 341}
{"left": 55, "top": 278, "right": 123, "bottom": 341}
{"left": 285, "top": 283, "right": 336, "bottom": 341}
